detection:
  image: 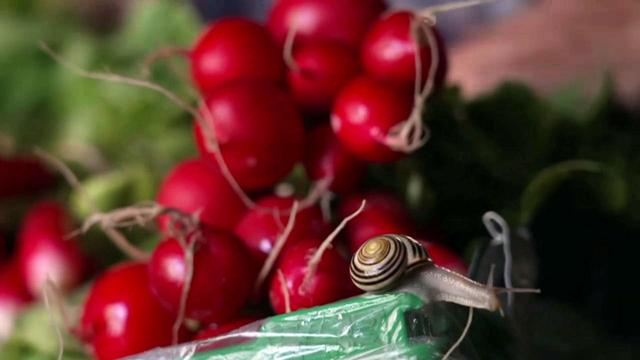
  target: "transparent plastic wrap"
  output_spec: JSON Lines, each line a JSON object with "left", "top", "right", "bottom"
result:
{"left": 124, "top": 292, "right": 472, "bottom": 360}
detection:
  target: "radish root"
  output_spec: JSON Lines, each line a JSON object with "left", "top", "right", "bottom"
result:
{"left": 417, "top": 0, "right": 498, "bottom": 19}
{"left": 277, "top": 269, "right": 292, "bottom": 313}
{"left": 300, "top": 200, "right": 366, "bottom": 292}
{"left": 34, "top": 147, "right": 152, "bottom": 261}
{"left": 198, "top": 99, "right": 255, "bottom": 209}
{"left": 141, "top": 46, "right": 189, "bottom": 78}
{"left": 299, "top": 177, "right": 333, "bottom": 212}
{"left": 81, "top": 201, "right": 201, "bottom": 341}
{"left": 78, "top": 202, "right": 198, "bottom": 261}
{"left": 34, "top": 147, "right": 85, "bottom": 197}
{"left": 42, "top": 278, "right": 71, "bottom": 360}
{"left": 42, "top": 43, "right": 336, "bottom": 217}
{"left": 442, "top": 307, "right": 474, "bottom": 360}
{"left": 40, "top": 43, "right": 256, "bottom": 211}
{"left": 172, "top": 235, "right": 197, "bottom": 344}
{"left": 283, "top": 25, "right": 300, "bottom": 72}
{"left": 254, "top": 201, "right": 300, "bottom": 295}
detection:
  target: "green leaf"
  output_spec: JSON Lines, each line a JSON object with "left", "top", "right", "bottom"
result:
{"left": 5, "top": 289, "right": 90, "bottom": 360}
{"left": 70, "top": 166, "right": 155, "bottom": 219}
{"left": 519, "top": 160, "right": 627, "bottom": 225}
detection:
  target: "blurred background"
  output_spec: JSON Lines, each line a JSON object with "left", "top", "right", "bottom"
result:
{"left": 1, "top": 0, "right": 640, "bottom": 359}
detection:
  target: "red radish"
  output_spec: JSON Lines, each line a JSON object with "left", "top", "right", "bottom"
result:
{"left": 157, "top": 158, "right": 246, "bottom": 232}
{"left": 79, "top": 262, "right": 180, "bottom": 360}
{"left": 0, "top": 260, "right": 32, "bottom": 342}
{"left": 361, "top": 11, "right": 434, "bottom": 85}
{"left": 287, "top": 41, "right": 360, "bottom": 113}
{"left": 0, "top": 155, "right": 56, "bottom": 198}
{"left": 190, "top": 18, "right": 284, "bottom": 94}
{"left": 194, "top": 316, "right": 261, "bottom": 340}
{"left": 148, "top": 228, "right": 255, "bottom": 325}
{"left": 268, "top": 0, "right": 387, "bottom": 49}
{"left": 303, "top": 124, "right": 365, "bottom": 193}
{"left": 269, "top": 239, "right": 357, "bottom": 314}
{"left": 419, "top": 240, "right": 468, "bottom": 274}
{"left": 234, "top": 196, "right": 330, "bottom": 265}
{"left": 194, "top": 80, "right": 305, "bottom": 190}
{"left": 17, "top": 201, "right": 88, "bottom": 297}
{"left": 340, "top": 192, "right": 416, "bottom": 253}
{"left": 331, "top": 76, "right": 413, "bottom": 162}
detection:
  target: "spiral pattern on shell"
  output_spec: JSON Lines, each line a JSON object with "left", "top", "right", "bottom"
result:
{"left": 350, "top": 234, "right": 431, "bottom": 292}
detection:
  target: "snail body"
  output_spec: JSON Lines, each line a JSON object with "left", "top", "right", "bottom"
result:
{"left": 350, "top": 234, "right": 500, "bottom": 311}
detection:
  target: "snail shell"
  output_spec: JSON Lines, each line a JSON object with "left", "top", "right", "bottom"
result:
{"left": 350, "top": 234, "right": 432, "bottom": 292}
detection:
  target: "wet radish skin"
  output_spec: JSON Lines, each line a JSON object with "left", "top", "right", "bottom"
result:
{"left": 269, "top": 239, "right": 357, "bottom": 314}
{"left": 331, "top": 76, "right": 413, "bottom": 162}
{"left": 79, "top": 262, "right": 179, "bottom": 360}
{"left": 362, "top": 11, "right": 432, "bottom": 85}
{"left": 194, "top": 80, "right": 305, "bottom": 190}
{"left": 287, "top": 41, "right": 360, "bottom": 113}
{"left": 268, "top": 0, "right": 387, "bottom": 49}
{"left": 340, "top": 192, "right": 417, "bottom": 253}
{"left": 303, "top": 124, "right": 365, "bottom": 193}
{"left": 148, "top": 228, "right": 255, "bottom": 325}
{"left": 190, "top": 18, "right": 284, "bottom": 94}
{"left": 17, "top": 201, "right": 88, "bottom": 297}
{"left": 157, "top": 158, "right": 247, "bottom": 232}
{"left": 234, "top": 196, "right": 330, "bottom": 265}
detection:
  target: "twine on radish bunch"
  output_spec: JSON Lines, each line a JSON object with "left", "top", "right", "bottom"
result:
{"left": 382, "top": 16, "right": 438, "bottom": 154}
{"left": 253, "top": 201, "right": 301, "bottom": 296}
{"left": 384, "top": 0, "right": 499, "bottom": 154}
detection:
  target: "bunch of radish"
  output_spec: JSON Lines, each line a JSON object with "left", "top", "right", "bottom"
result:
{"left": 0, "top": 200, "right": 89, "bottom": 343}
{"left": 1, "top": 1, "right": 473, "bottom": 359}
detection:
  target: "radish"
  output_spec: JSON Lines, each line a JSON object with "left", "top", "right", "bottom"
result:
{"left": 193, "top": 80, "right": 305, "bottom": 190}
{"left": 419, "top": 240, "right": 468, "bottom": 275}
{"left": 194, "top": 316, "right": 261, "bottom": 340}
{"left": 79, "top": 262, "right": 181, "bottom": 360}
{"left": 148, "top": 228, "right": 255, "bottom": 325}
{"left": 17, "top": 201, "right": 88, "bottom": 297}
{"left": 269, "top": 239, "right": 357, "bottom": 314}
{"left": 331, "top": 76, "right": 413, "bottom": 162}
{"left": 190, "top": 18, "right": 285, "bottom": 94}
{"left": 268, "top": 0, "right": 387, "bottom": 49}
{"left": 0, "top": 155, "right": 56, "bottom": 198}
{"left": 157, "top": 158, "right": 247, "bottom": 232}
{"left": 0, "top": 260, "right": 32, "bottom": 342}
{"left": 361, "top": 11, "right": 435, "bottom": 85}
{"left": 362, "top": 11, "right": 448, "bottom": 87}
{"left": 340, "top": 192, "right": 416, "bottom": 253}
{"left": 287, "top": 41, "right": 360, "bottom": 113}
{"left": 303, "top": 124, "right": 365, "bottom": 193}
{"left": 234, "top": 196, "right": 330, "bottom": 265}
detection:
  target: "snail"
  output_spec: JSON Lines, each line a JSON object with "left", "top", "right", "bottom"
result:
{"left": 349, "top": 234, "right": 431, "bottom": 292}
{"left": 351, "top": 219, "right": 540, "bottom": 360}
{"left": 350, "top": 234, "right": 536, "bottom": 312}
